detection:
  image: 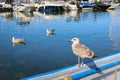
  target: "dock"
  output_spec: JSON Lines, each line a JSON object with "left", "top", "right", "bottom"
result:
{"left": 21, "top": 52, "right": 120, "bottom": 80}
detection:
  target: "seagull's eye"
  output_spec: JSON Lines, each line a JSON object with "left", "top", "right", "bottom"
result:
{"left": 73, "top": 39, "right": 76, "bottom": 40}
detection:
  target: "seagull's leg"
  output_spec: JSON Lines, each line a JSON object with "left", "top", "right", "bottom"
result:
{"left": 81, "top": 58, "right": 84, "bottom": 66}
{"left": 78, "top": 56, "right": 80, "bottom": 67}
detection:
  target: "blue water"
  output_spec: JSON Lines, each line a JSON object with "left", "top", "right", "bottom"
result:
{"left": 0, "top": 8, "right": 120, "bottom": 80}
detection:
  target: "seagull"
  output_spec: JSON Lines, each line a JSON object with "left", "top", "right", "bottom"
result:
{"left": 46, "top": 29, "right": 55, "bottom": 36}
{"left": 69, "top": 37, "right": 98, "bottom": 67}
{"left": 12, "top": 37, "right": 25, "bottom": 46}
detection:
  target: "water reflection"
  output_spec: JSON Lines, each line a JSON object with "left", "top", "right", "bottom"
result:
{"left": 0, "top": 12, "right": 13, "bottom": 20}
{"left": 0, "top": 10, "right": 118, "bottom": 27}
{"left": 34, "top": 11, "right": 64, "bottom": 20}
{"left": 13, "top": 12, "right": 33, "bottom": 26}
{"left": 108, "top": 10, "right": 120, "bottom": 50}
{"left": 65, "top": 10, "right": 82, "bottom": 22}
{"left": 12, "top": 42, "right": 26, "bottom": 46}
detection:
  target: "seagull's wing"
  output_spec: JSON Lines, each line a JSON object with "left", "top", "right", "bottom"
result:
{"left": 73, "top": 44, "right": 94, "bottom": 57}
{"left": 81, "top": 44, "right": 95, "bottom": 57}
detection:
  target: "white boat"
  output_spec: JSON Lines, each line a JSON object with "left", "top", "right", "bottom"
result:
{"left": 37, "top": 1, "right": 65, "bottom": 12}
{"left": 107, "top": 2, "right": 119, "bottom": 10}
{"left": 65, "top": 1, "right": 82, "bottom": 10}
{"left": 33, "top": 11, "right": 63, "bottom": 20}
{"left": 0, "top": 2, "right": 13, "bottom": 12}
{"left": 13, "top": 3, "right": 35, "bottom": 12}
{"left": 13, "top": 0, "right": 35, "bottom": 12}
{"left": 65, "top": 2, "right": 78, "bottom": 10}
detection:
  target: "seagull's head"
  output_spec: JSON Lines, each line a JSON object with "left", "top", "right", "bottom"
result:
{"left": 69, "top": 37, "right": 80, "bottom": 44}
{"left": 12, "top": 37, "right": 15, "bottom": 40}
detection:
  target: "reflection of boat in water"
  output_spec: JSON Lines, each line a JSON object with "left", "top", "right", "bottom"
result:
{"left": 34, "top": 10, "right": 82, "bottom": 22}
{"left": 108, "top": 10, "right": 120, "bottom": 50}
{"left": 33, "top": 11, "right": 63, "bottom": 20}
{"left": 13, "top": 12, "right": 33, "bottom": 25}
{"left": 65, "top": 10, "right": 82, "bottom": 22}
{"left": 0, "top": 12, "right": 13, "bottom": 20}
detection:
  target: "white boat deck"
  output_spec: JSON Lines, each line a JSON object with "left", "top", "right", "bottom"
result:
{"left": 39, "top": 1, "right": 66, "bottom": 7}
{"left": 21, "top": 53, "right": 120, "bottom": 80}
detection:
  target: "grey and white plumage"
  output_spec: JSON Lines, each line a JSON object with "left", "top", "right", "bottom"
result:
{"left": 70, "top": 37, "right": 98, "bottom": 67}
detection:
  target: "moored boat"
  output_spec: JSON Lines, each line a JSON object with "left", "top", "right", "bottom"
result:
{"left": 0, "top": 1, "right": 13, "bottom": 12}
{"left": 13, "top": 3, "right": 35, "bottom": 12}
{"left": 107, "top": 2, "right": 119, "bottom": 10}
{"left": 13, "top": 0, "right": 36, "bottom": 12}
{"left": 93, "top": 2, "right": 111, "bottom": 11}
{"left": 38, "top": 1, "right": 65, "bottom": 13}
{"left": 82, "top": 1, "right": 95, "bottom": 10}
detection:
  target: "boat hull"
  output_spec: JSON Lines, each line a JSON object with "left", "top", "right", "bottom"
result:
{"left": 38, "top": 6, "right": 64, "bottom": 13}
{"left": 93, "top": 3, "right": 111, "bottom": 11}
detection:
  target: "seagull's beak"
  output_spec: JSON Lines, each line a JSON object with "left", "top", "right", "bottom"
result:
{"left": 68, "top": 39, "right": 72, "bottom": 42}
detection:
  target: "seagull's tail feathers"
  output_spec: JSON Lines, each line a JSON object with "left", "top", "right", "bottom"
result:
{"left": 92, "top": 54, "right": 99, "bottom": 58}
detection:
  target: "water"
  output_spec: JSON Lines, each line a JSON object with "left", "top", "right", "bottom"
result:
{"left": 0, "top": 8, "right": 120, "bottom": 80}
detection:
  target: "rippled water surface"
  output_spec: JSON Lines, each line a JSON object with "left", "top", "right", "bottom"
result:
{"left": 0, "top": 8, "right": 120, "bottom": 80}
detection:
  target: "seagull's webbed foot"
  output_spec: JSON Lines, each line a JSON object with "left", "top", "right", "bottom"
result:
{"left": 80, "top": 63, "right": 85, "bottom": 66}
{"left": 76, "top": 63, "right": 85, "bottom": 67}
